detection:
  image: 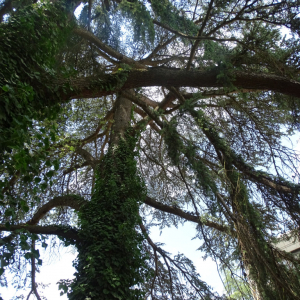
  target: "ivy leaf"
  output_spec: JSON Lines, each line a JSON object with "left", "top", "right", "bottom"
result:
{"left": 53, "top": 159, "right": 60, "bottom": 170}
{"left": 2, "top": 85, "right": 9, "bottom": 92}
{"left": 24, "top": 252, "right": 31, "bottom": 260}
{"left": 46, "top": 170, "right": 54, "bottom": 178}
{"left": 34, "top": 177, "right": 41, "bottom": 184}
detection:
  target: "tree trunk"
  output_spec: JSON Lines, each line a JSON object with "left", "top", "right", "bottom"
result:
{"left": 110, "top": 92, "right": 133, "bottom": 147}
{"left": 68, "top": 92, "right": 148, "bottom": 300}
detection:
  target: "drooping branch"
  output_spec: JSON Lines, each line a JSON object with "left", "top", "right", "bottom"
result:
{"left": 193, "top": 114, "right": 300, "bottom": 194}
{"left": 139, "top": 223, "right": 216, "bottom": 298}
{"left": 144, "top": 196, "right": 233, "bottom": 234}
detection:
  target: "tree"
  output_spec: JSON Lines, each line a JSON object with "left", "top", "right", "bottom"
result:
{"left": 1, "top": 0, "right": 300, "bottom": 299}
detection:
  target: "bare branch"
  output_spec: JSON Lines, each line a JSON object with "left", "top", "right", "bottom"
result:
{"left": 144, "top": 196, "right": 233, "bottom": 234}
{"left": 187, "top": 0, "right": 215, "bottom": 70}
{"left": 27, "top": 240, "right": 42, "bottom": 300}
{"left": 153, "top": 20, "right": 239, "bottom": 44}
{"left": 73, "top": 28, "right": 146, "bottom": 69}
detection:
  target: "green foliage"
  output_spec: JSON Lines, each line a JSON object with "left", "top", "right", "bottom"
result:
{"left": 151, "top": 0, "right": 197, "bottom": 37}
{"left": 67, "top": 130, "right": 149, "bottom": 300}
{"left": 162, "top": 120, "right": 217, "bottom": 198}
{"left": 96, "top": 63, "right": 132, "bottom": 91}
{"left": 0, "top": 1, "right": 74, "bottom": 157}
{"left": 0, "top": 231, "right": 44, "bottom": 277}
{"left": 118, "top": 0, "right": 155, "bottom": 44}
{"left": 222, "top": 268, "right": 253, "bottom": 300}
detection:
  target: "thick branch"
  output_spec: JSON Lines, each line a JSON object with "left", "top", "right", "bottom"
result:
{"left": 1, "top": 195, "right": 85, "bottom": 243}
{"left": 121, "top": 91, "right": 164, "bottom": 128}
{"left": 65, "top": 68, "right": 300, "bottom": 100}
{"left": 27, "top": 195, "right": 85, "bottom": 225}
{"left": 0, "top": 224, "right": 79, "bottom": 240}
{"left": 0, "top": 193, "right": 231, "bottom": 241}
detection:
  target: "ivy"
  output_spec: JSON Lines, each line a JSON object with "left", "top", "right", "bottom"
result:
{"left": 66, "top": 129, "right": 150, "bottom": 300}
{"left": 0, "top": 1, "right": 74, "bottom": 158}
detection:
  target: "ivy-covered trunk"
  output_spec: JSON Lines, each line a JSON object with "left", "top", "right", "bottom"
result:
{"left": 69, "top": 94, "right": 148, "bottom": 300}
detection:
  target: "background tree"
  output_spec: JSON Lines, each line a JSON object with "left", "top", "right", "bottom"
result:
{"left": 1, "top": 0, "right": 300, "bottom": 299}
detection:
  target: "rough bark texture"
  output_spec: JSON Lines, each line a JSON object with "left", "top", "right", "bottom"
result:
{"left": 110, "top": 92, "right": 133, "bottom": 146}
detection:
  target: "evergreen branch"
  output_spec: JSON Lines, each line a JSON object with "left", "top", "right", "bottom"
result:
{"left": 187, "top": 0, "right": 214, "bottom": 70}
{"left": 141, "top": 35, "right": 177, "bottom": 62}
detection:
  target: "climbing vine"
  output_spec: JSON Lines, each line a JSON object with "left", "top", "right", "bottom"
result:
{"left": 0, "top": 2, "right": 75, "bottom": 157}
{"left": 67, "top": 129, "right": 149, "bottom": 300}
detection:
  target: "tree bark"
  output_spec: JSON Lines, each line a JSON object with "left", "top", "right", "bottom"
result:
{"left": 110, "top": 92, "right": 133, "bottom": 146}
{"left": 63, "top": 68, "right": 300, "bottom": 101}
